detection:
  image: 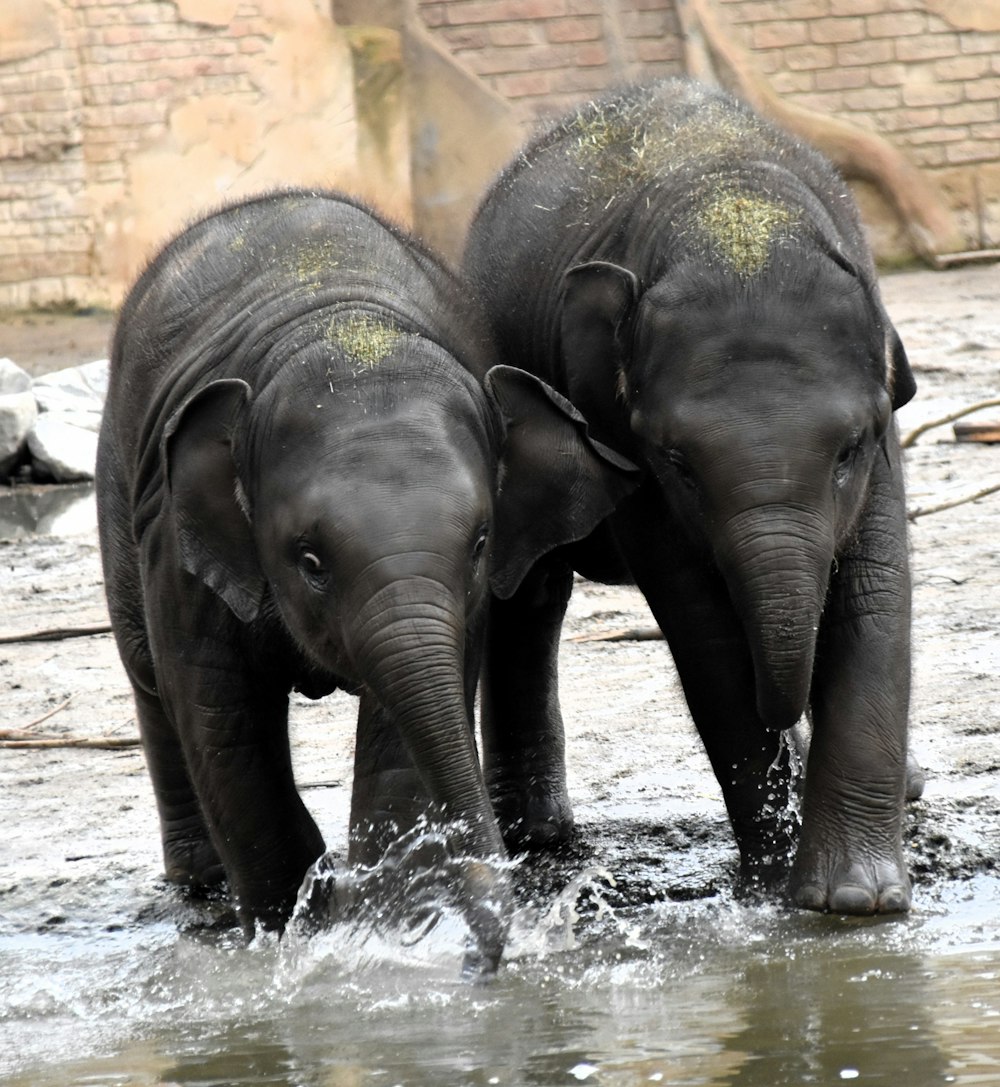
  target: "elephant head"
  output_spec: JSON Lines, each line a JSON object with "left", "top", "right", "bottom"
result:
{"left": 558, "top": 254, "right": 915, "bottom": 730}
{"left": 159, "top": 334, "right": 637, "bottom": 861}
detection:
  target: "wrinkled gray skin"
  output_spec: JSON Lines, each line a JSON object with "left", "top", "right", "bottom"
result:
{"left": 97, "top": 190, "right": 636, "bottom": 969}
{"left": 464, "top": 80, "right": 917, "bottom": 914}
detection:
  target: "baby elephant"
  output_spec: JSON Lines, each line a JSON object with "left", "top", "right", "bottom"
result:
{"left": 465, "top": 79, "right": 917, "bottom": 915}
{"left": 96, "top": 190, "right": 635, "bottom": 969}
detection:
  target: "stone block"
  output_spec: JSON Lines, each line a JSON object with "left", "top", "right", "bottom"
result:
{"left": 0, "top": 358, "right": 32, "bottom": 395}
{"left": 26, "top": 411, "right": 101, "bottom": 483}
{"left": 31, "top": 359, "right": 109, "bottom": 416}
{"left": 0, "top": 390, "right": 37, "bottom": 476}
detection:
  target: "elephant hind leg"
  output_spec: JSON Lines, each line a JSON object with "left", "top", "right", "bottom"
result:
{"left": 132, "top": 683, "right": 224, "bottom": 890}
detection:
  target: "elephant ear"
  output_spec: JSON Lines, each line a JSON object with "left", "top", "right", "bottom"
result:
{"left": 560, "top": 261, "right": 640, "bottom": 424}
{"left": 887, "top": 323, "right": 915, "bottom": 410}
{"left": 161, "top": 378, "right": 265, "bottom": 623}
{"left": 484, "top": 365, "right": 640, "bottom": 600}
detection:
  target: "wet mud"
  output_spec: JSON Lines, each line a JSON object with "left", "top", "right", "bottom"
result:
{"left": 0, "top": 264, "right": 998, "bottom": 1084}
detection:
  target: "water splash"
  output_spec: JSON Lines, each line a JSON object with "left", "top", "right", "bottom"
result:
{"left": 281, "top": 824, "right": 512, "bottom": 980}
{"left": 508, "top": 866, "right": 648, "bottom": 960}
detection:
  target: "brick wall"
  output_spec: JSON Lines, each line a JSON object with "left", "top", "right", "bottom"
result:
{"left": 417, "top": 0, "right": 1000, "bottom": 253}
{"left": 0, "top": 0, "right": 380, "bottom": 309}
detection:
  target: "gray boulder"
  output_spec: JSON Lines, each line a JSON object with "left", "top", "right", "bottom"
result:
{"left": 27, "top": 411, "right": 101, "bottom": 483}
{"left": 0, "top": 358, "right": 32, "bottom": 395}
{"left": 0, "top": 389, "right": 38, "bottom": 477}
{"left": 27, "top": 359, "right": 109, "bottom": 482}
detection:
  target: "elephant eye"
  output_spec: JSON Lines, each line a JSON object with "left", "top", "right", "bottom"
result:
{"left": 664, "top": 448, "right": 697, "bottom": 491}
{"left": 297, "top": 544, "right": 329, "bottom": 586}
{"left": 472, "top": 525, "right": 490, "bottom": 565}
{"left": 833, "top": 438, "right": 862, "bottom": 486}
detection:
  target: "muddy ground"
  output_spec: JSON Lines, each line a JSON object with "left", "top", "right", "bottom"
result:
{"left": 0, "top": 263, "right": 998, "bottom": 937}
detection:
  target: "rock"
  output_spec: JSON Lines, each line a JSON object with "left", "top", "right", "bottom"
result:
{"left": 0, "top": 358, "right": 33, "bottom": 395}
{"left": 0, "top": 390, "right": 38, "bottom": 476}
{"left": 26, "top": 411, "right": 101, "bottom": 482}
{"left": 32, "top": 359, "right": 109, "bottom": 415}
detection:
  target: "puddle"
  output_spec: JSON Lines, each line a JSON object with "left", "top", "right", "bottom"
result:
{"left": 0, "top": 483, "right": 97, "bottom": 539}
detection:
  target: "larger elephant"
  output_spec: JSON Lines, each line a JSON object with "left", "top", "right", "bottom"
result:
{"left": 96, "top": 190, "right": 636, "bottom": 969}
{"left": 463, "top": 80, "right": 917, "bottom": 914}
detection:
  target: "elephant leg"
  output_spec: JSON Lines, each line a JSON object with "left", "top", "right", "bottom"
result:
{"left": 150, "top": 606, "right": 326, "bottom": 932}
{"left": 791, "top": 472, "right": 911, "bottom": 914}
{"left": 132, "top": 682, "right": 223, "bottom": 890}
{"left": 618, "top": 508, "right": 799, "bottom": 890}
{"left": 480, "top": 557, "right": 575, "bottom": 849}
{"left": 349, "top": 690, "right": 434, "bottom": 867}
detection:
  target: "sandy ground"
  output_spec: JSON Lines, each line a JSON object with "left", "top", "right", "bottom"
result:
{"left": 0, "top": 262, "right": 998, "bottom": 932}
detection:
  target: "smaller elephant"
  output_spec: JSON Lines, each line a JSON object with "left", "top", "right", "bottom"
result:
{"left": 96, "top": 190, "right": 636, "bottom": 970}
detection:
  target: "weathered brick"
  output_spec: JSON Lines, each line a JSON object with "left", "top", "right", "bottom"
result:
{"left": 946, "top": 139, "right": 1000, "bottom": 165}
{"left": 809, "top": 16, "right": 864, "bottom": 44}
{"left": 896, "top": 33, "right": 960, "bottom": 63}
{"left": 940, "top": 101, "right": 998, "bottom": 126}
{"left": 545, "top": 15, "right": 601, "bottom": 42}
{"left": 770, "top": 69, "right": 816, "bottom": 95}
{"left": 633, "top": 37, "right": 681, "bottom": 64}
{"left": 869, "top": 63, "right": 907, "bottom": 87}
{"left": 444, "top": 0, "right": 569, "bottom": 24}
{"left": 967, "top": 77, "right": 1000, "bottom": 103}
{"left": 842, "top": 86, "right": 901, "bottom": 110}
{"left": 828, "top": 0, "right": 881, "bottom": 13}
{"left": 783, "top": 44, "right": 836, "bottom": 70}
{"left": 934, "top": 55, "right": 990, "bottom": 82}
{"left": 752, "top": 20, "right": 808, "bottom": 49}
{"left": 815, "top": 67, "right": 868, "bottom": 91}
{"left": 902, "top": 81, "right": 964, "bottom": 108}
{"left": 835, "top": 38, "right": 893, "bottom": 66}
{"left": 865, "top": 11, "right": 926, "bottom": 38}
{"left": 489, "top": 22, "right": 543, "bottom": 46}
{"left": 493, "top": 70, "right": 554, "bottom": 98}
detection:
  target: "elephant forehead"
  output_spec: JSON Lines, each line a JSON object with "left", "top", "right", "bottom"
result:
{"left": 321, "top": 312, "right": 404, "bottom": 368}
{"left": 691, "top": 187, "right": 800, "bottom": 277}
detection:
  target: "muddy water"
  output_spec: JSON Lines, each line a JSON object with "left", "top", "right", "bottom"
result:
{"left": 3, "top": 829, "right": 1000, "bottom": 1087}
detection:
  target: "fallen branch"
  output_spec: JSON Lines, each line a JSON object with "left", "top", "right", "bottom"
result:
{"left": 908, "top": 481, "right": 1000, "bottom": 522}
{"left": 0, "top": 622, "right": 113, "bottom": 645}
{"left": 0, "top": 735, "right": 141, "bottom": 750}
{"left": 14, "top": 695, "right": 73, "bottom": 730}
{"left": 570, "top": 626, "right": 663, "bottom": 643}
{"left": 901, "top": 398, "right": 1000, "bottom": 448}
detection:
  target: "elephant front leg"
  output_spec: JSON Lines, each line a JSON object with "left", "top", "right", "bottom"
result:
{"left": 160, "top": 658, "right": 326, "bottom": 934}
{"left": 480, "top": 558, "right": 575, "bottom": 849}
{"left": 621, "top": 517, "right": 800, "bottom": 892}
{"left": 791, "top": 506, "right": 912, "bottom": 914}
{"left": 131, "top": 682, "right": 224, "bottom": 891}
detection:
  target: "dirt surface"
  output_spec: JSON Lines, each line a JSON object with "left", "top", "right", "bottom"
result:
{"left": 0, "top": 263, "right": 998, "bottom": 935}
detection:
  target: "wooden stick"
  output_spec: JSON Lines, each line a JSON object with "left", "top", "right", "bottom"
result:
{"left": 0, "top": 622, "right": 112, "bottom": 645}
{"left": 0, "top": 736, "right": 141, "bottom": 750}
{"left": 12, "top": 695, "right": 74, "bottom": 730}
{"left": 901, "top": 398, "right": 1000, "bottom": 448}
{"left": 908, "top": 482, "right": 1000, "bottom": 522}
{"left": 569, "top": 626, "right": 664, "bottom": 643}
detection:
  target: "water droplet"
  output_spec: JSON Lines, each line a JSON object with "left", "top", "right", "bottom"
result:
{"left": 839, "top": 1070, "right": 860, "bottom": 1080}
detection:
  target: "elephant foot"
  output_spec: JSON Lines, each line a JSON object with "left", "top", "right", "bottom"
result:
{"left": 489, "top": 776, "right": 574, "bottom": 851}
{"left": 162, "top": 831, "right": 225, "bottom": 891}
{"left": 790, "top": 850, "right": 911, "bottom": 914}
{"left": 906, "top": 751, "right": 926, "bottom": 802}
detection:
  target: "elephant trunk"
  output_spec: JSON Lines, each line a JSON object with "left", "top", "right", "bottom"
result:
{"left": 716, "top": 506, "right": 833, "bottom": 730}
{"left": 348, "top": 580, "right": 504, "bottom": 859}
